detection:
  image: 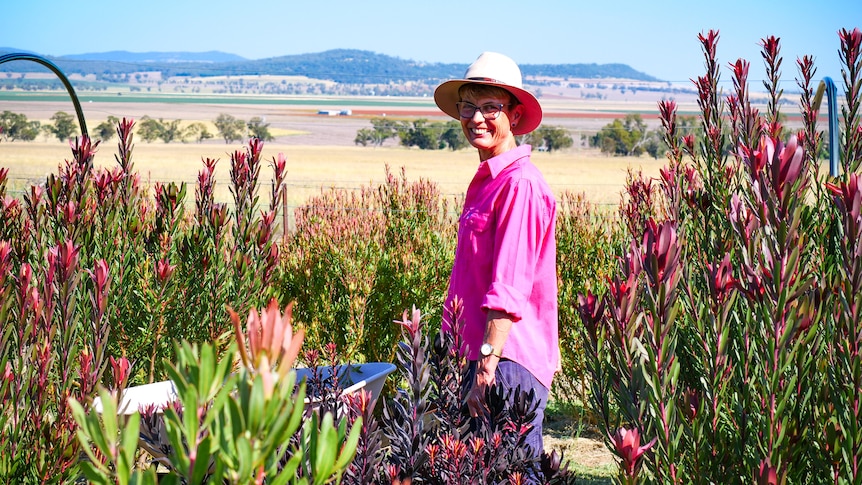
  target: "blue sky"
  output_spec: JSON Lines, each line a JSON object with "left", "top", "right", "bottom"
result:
{"left": 1, "top": 0, "right": 858, "bottom": 83}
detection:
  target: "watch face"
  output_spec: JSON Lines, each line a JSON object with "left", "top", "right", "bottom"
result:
{"left": 481, "top": 343, "right": 493, "bottom": 356}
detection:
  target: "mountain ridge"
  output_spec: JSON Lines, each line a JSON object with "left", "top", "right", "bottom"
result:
{"left": 0, "top": 48, "right": 662, "bottom": 83}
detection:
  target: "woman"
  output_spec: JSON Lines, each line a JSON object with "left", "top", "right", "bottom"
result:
{"left": 434, "top": 52, "right": 560, "bottom": 466}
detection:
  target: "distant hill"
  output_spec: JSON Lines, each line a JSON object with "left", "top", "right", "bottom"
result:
{"left": 59, "top": 50, "right": 247, "bottom": 63}
{"left": 0, "top": 48, "right": 661, "bottom": 83}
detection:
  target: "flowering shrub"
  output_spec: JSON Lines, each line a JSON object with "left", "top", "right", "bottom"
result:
{"left": 555, "top": 191, "right": 624, "bottom": 406}
{"left": 71, "top": 299, "right": 360, "bottom": 484}
{"left": 578, "top": 28, "right": 862, "bottom": 483}
{"left": 280, "top": 166, "right": 458, "bottom": 364}
{"left": 0, "top": 120, "right": 288, "bottom": 480}
{"left": 340, "top": 303, "right": 580, "bottom": 484}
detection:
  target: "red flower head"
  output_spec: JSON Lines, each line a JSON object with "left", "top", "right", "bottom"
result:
{"left": 683, "top": 134, "right": 696, "bottom": 155}
{"left": 707, "top": 253, "right": 737, "bottom": 304}
{"left": 229, "top": 298, "right": 304, "bottom": 397}
{"left": 658, "top": 99, "right": 677, "bottom": 134}
{"left": 730, "top": 58, "right": 750, "bottom": 86}
{"left": 698, "top": 30, "right": 720, "bottom": 59}
{"left": 774, "top": 134, "right": 804, "bottom": 197}
{"left": 756, "top": 458, "right": 779, "bottom": 485}
{"left": 826, "top": 173, "right": 862, "bottom": 238}
{"left": 577, "top": 290, "right": 605, "bottom": 342}
{"left": 109, "top": 355, "right": 130, "bottom": 391}
{"left": 155, "top": 258, "right": 176, "bottom": 283}
{"left": 839, "top": 27, "right": 862, "bottom": 64}
{"left": 272, "top": 152, "right": 287, "bottom": 181}
{"left": 0, "top": 241, "right": 11, "bottom": 276}
{"left": 641, "top": 219, "right": 680, "bottom": 286}
{"left": 760, "top": 36, "right": 781, "bottom": 62}
{"left": 49, "top": 240, "right": 80, "bottom": 283}
{"left": 609, "top": 427, "right": 656, "bottom": 476}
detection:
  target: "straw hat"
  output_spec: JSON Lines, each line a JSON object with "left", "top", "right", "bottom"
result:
{"left": 434, "top": 51, "right": 542, "bottom": 135}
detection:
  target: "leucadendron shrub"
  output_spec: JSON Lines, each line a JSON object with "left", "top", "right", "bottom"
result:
{"left": 0, "top": 121, "right": 289, "bottom": 480}
{"left": 279, "top": 166, "right": 458, "bottom": 365}
{"left": 280, "top": 165, "right": 623, "bottom": 407}
{"left": 578, "top": 28, "right": 862, "bottom": 483}
{"left": 71, "top": 299, "right": 361, "bottom": 484}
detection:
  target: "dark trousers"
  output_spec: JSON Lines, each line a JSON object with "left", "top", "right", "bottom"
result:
{"left": 465, "top": 359, "right": 550, "bottom": 457}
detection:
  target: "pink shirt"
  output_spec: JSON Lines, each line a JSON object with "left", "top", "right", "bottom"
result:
{"left": 444, "top": 144, "right": 560, "bottom": 388}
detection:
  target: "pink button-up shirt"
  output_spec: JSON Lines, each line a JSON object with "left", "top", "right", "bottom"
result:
{"left": 444, "top": 144, "right": 560, "bottom": 388}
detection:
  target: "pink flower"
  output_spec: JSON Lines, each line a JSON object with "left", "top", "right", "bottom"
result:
{"left": 641, "top": 219, "right": 680, "bottom": 285}
{"left": 395, "top": 305, "right": 423, "bottom": 339}
{"left": 707, "top": 253, "right": 737, "bottom": 303}
{"left": 775, "top": 134, "right": 804, "bottom": 198}
{"left": 756, "top": 458, "right": 779, "bottom": 485}
{"left": 839, "top": 27, "right": 862, "bottom": 63}
{"left": 155, "top": 258, "right": 175, "bottom": 283}
{"left": 272, "top": 152, "right": 287, "bottom": 181}
{"left": 229, "top": 298, "right": 304, "bottom": 396}
{"left": 49, "top": 240, "right": 80, "bottom": 282}
{"left": 109, "top": 356, "right": 130, "bottom": 391}
{"left": 610, "top": 427, "right": 656, "bottom": 476}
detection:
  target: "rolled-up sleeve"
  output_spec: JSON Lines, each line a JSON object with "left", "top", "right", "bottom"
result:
{"left": 481, "top": 177, "right": 550, "bottom": 321}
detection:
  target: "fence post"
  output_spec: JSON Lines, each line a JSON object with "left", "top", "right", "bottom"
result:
{"left": 282, "top": 188, "right": 289, "bottom": 244}
{"left": 813, "top": 77, "right": 840, "bottom": 177}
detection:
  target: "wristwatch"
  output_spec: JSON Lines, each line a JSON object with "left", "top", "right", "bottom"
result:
{"left": 480, "top": 342, "right": 501, "bottom": 358}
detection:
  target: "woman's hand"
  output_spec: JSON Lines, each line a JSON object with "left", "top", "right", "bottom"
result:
{"left": 466, "top": 357, "right": 498, "bottom": 417}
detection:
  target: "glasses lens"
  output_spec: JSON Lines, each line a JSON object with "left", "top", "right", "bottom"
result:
{"left": 457, "top": 102, "right": 477, "bottom": 118}
{"left": 480, "top": 104, "right": 502, "bottom": 118}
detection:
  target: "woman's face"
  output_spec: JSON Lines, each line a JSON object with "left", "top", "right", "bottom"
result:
{"left": 459, "top": 92, "right": 523, "bottom": 161}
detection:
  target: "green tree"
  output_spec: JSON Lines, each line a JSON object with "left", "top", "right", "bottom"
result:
{"left": 185, "top": 122, "right": 213, "bottom": 143}
{"left": 355, "top": 117, "right": 405, "bottom": 147}
{"left": 0, "top": 111, "right": 40, "bottom": 142}
{"left": 93, "top": 116, "right": 120, "bottom": 142}
{"left": 44, "top": 111, "right": 78, "bottom": 142}
{"left": 158, "top": 119, "right": 183, "bottom": 143}
{"left": 439, "top": 120, "right": 468, "bottom": 150}
{"left": 354, "top": 128, "right": 378, "bottom": 147}
{"left": 247, "top": 116, "right": 274, "bottom": 141}
{"left": 399, "top": 119, "right": 440, "bottom": 150}
{"left": 136, "top": 116, "right": 163, "bottom": 143}
{"left": 590, "top": 113, "right": 650, "bottom": 156}
{"left": 527, "top": 125, "right": 574, "bottom": 152}
{"left": 214, "top": 113, "right": 246, "bottom": 144}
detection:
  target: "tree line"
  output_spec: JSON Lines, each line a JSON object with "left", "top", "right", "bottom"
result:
{"left": 4, "top": 108, "right": 692, "bottom": 159}
{"left": 0, "top": 111, "right": 273, "bottom": 144}
{"left": 354, "top": 118, "right": 575, "bottom": 152}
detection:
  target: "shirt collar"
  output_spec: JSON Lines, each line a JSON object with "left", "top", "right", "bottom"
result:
{"left": 481, "top": 144, "right": 533, "bottom": 179}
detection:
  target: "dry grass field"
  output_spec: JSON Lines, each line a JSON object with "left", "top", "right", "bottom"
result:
{"left": 1, "top": 95, "right": 671, "bottom": 231}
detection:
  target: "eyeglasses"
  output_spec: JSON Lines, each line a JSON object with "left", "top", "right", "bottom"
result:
{"left": 456, "top": 101, "right": 508, "bottom": 120}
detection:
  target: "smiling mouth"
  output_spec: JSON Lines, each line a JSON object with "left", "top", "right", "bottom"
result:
{"left": 471, "top": 128, "right": 489, "bottom": 135}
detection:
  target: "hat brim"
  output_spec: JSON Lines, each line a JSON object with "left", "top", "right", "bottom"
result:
{"left": 434, "top": 79, "right": 543, "bottom": 136}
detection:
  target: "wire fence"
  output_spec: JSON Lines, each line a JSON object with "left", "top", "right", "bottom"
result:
{"left": 3, "top": 173, "right": 627, "bottom": 234}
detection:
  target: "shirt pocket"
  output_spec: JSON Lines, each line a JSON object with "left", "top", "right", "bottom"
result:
{"left": 464, "top": 210, "right": 494, "bottom": 266}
